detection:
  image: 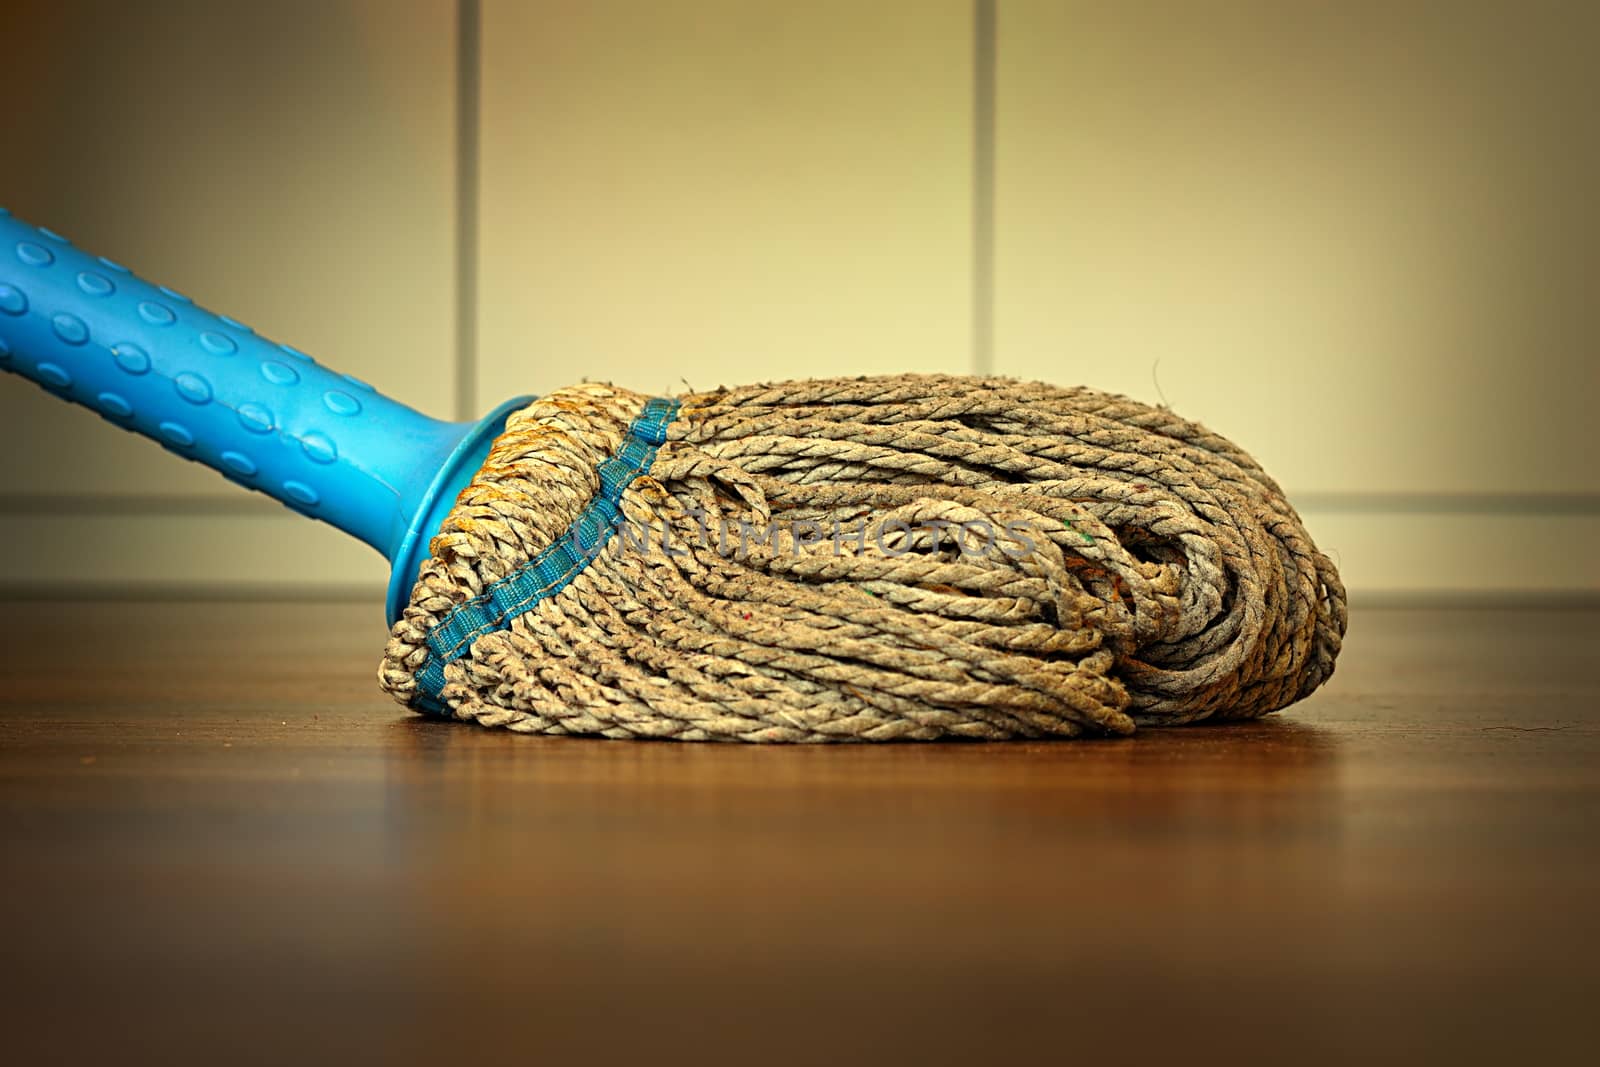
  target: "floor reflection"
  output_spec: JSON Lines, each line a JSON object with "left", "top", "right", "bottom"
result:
{"left": 380, "top": 713, "right": 1343, "bottom": 949}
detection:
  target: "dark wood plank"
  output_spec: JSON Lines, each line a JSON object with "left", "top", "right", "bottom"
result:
{"left": 1, "top": 600, "right": 1595, "bottom": 1065}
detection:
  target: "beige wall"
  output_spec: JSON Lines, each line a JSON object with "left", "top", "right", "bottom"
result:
{"left": 478, "top": 0, "right": 974, "bottom": 404}
{"left": 1, "top": 0, "right": 1595, "bottom": 600}
{"left": 995, "top": 0, "right": 1599, "bottom": 598}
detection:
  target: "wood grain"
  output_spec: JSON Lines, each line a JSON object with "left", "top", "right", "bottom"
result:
{"left": 1, "top": 600, "right": 1595, "bottom": 1065}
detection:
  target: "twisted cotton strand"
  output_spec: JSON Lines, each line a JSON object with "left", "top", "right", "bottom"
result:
{"left": 379, "top": 375, "right": 1346, "bottom": 742}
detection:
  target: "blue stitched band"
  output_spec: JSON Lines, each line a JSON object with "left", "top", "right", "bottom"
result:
{"left": 411, "top": 396, "right": 680, "bottom": 715}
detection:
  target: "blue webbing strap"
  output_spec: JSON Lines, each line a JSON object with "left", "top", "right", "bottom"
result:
{"left": 411, "top": 397, "right": 680, "bottom": 715}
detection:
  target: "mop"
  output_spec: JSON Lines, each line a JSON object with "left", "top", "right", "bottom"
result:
{"left": 0, "top": 209, "right": 1345, "bottom": 741}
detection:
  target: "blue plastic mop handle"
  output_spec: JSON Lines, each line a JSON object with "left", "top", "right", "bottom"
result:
{"left": 0, "top": 207, "right": 531, "bottom": 622}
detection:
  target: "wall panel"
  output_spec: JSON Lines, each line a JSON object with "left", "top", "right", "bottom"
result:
{"left": 993, "top": 0, "right": 1598, "bottom": 498}
{"left": 477, "top": 0, "right": 975, "bottom": 403}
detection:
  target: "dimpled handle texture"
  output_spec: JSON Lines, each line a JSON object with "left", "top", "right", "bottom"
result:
{"left": 0, "top": 206, "right": 470, "bottom": 557}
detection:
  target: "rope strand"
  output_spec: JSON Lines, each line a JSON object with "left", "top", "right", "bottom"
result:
{"left": 380, "top": 375, "right": 1346, "bottom": 741}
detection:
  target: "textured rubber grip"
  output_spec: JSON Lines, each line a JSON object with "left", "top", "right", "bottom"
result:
{"left": 2, "top": 207, "right": 462, "bottom": 550}
{"left": 0, "top": 206, "right": 531, "bottom": 618}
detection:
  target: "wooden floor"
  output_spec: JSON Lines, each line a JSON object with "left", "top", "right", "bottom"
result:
{"left": 1, "top": 600, "right": 1595, "bottom": 1065}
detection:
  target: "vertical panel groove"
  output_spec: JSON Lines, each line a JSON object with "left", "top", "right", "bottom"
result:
{"left": 972, "top": 0, "right": 997, "bottom": 376}
{"left": 455, "top": 0, "right": 482, "bottom": 420}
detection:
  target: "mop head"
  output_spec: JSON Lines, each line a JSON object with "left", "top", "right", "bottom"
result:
{"left": 379, "top": 375, "right": 1346, "bottom": 741}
